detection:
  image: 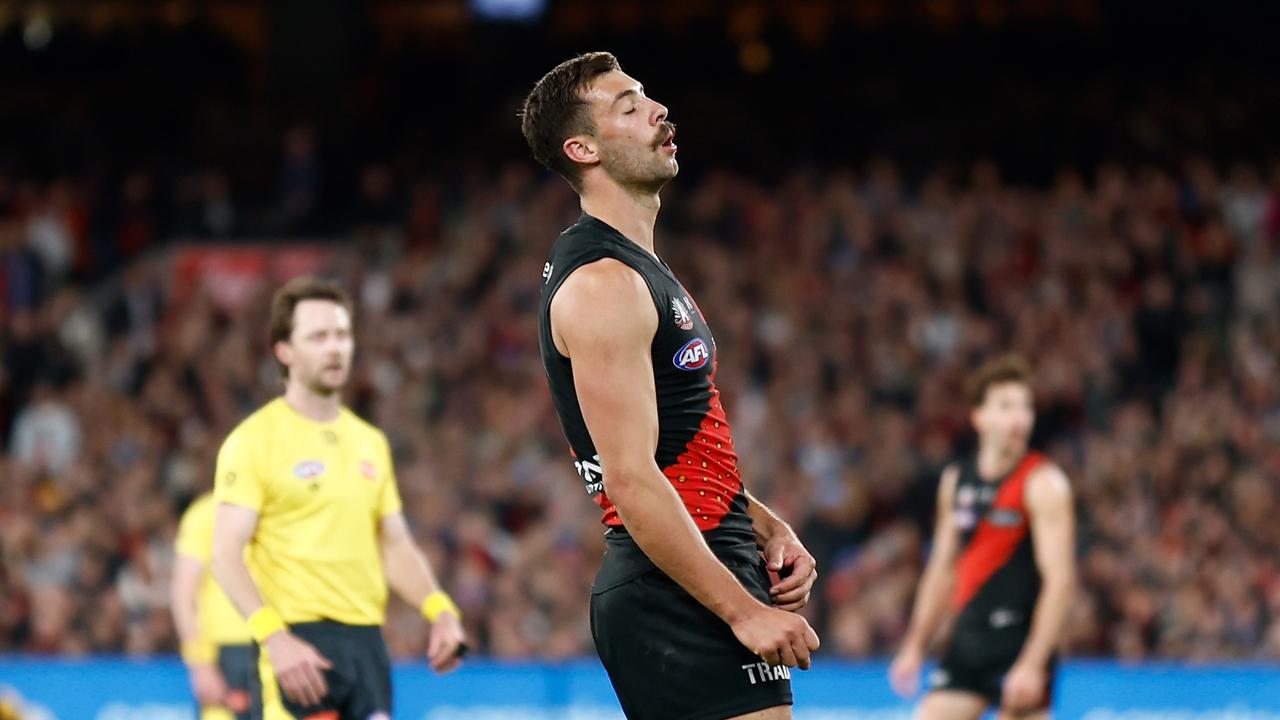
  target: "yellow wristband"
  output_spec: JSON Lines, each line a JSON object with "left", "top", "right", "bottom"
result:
{"left": 420, "top": 591, "right": 461, "bottom": 623}
{"left": 247, "top": 607, "right": 287, "bottom": 643}
{"left": 181, "top": 639, "right": 217, "bottom": 665}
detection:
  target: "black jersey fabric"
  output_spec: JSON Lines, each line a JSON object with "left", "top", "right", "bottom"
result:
{"left": 538, "top": 214, "right": 757, "bottom": 586}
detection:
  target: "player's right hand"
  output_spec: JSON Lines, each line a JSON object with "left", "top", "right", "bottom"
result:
{"left": 264, "top": 631, "right": 333, "bottom": 707}
{"left": 188, "top": 662, "right": 229, "bottom": 707}
{"left": 426, "top": 611, "right": 468, "bottom": 674}
{"left": 731, "top": 604, "right": 821, "bottom": 670}
{"left": 889, "top": 646, "right": 924, "bottom": 698}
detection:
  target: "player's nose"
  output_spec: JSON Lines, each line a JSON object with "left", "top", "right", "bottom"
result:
{"left": 652, "top": 101, "right": 668, "bottom": 126}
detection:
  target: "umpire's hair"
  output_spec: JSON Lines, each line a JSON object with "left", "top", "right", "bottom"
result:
{"left": 269, "top": 276, "right": 353, "bottom": 378}
{"left": 965, "top": 353, "right": 1034, "bottom": 407}
{"left": 519, "top": 51, "right": 621, "bottom": 193}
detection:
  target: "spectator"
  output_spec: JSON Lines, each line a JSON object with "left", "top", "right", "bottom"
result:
{"left": 8, "top": 382, "right": 82, "bottom": 475}
{"left": 1, "top": 153, "right": 1279, "bottom": 663}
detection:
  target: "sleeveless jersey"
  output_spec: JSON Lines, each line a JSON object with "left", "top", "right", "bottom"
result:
{"left": 950, "top": 452, "right": 1045, "bottom": 629}
{"left": 538, "top": 214, "right": 756, "bottom": 570}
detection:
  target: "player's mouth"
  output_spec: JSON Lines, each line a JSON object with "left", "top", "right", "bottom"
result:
{"left": 657, "top": 125, "right": 677, "bottom": 154}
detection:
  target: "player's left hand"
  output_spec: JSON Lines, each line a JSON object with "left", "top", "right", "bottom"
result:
{"left": 1001, "top": 660, "right": 1046, "bottom": 712}
{"left": 763, "top": 533, "right": 817, "bottom": 612}
{"left": 187, "top": 662, "right": 229, "bottom": 707}
{"left": 426, "top": 611, "right": 467, "bottom": 674}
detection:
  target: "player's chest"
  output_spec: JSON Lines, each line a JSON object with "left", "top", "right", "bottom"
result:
{"left": 953, "top": 480, "right": 1026, "bottom": 534}
{"left": 654, "top": 284, "right": 717, "bottom": 376}
{"left": 265, "top": 438, "right": 385, "bottom": 509}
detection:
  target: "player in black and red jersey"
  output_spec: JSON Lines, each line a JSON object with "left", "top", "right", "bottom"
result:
{"left": 890, "top": 354, "right": 1076, "bottom": 718}
{"left": 520, "top": 52, "right": 820, "bottom": 720}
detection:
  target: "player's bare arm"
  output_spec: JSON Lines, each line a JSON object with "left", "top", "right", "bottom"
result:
{"left": 745, "top": 491, "right": 817, "bottom": 612}
{"left": 552, "top": 257, "right": 820, "bottom": 669}
{"left": 170, "top": 552, "right": 228, "bottom": 707}
{"left": 1001, "top": 464, "right": 1075, "bottom": 713}
{"left": 890, "top": 464, "right": 961, "bottom": 698}
{"left": 379, "top": 511, "right": 467, "bottom": 673}
{"left": 211, "top": 502, "right": 332, "bottom": 707}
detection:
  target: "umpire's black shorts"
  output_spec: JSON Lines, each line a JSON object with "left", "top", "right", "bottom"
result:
{"left": 207, "top": 643, "right": 254, "bottom": 720}
{"left": 590, "top": 544, "right": 794, "bottom": 720}
{"left": 251, "top": 621, "right": 391, "bottom": 720}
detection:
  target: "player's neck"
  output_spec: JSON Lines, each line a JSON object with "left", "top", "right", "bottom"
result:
{"left": 976, "top": 443, "right": 1025, "bottom": 481}
{"left": 282, "top": 382, "right": 342, "bottom": 423}
{"left": 580, "top": 182, "right": 660, "bottom": 256}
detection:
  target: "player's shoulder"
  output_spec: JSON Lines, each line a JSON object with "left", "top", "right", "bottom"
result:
{"left": 938, "top": 461, "right": 964, "bottom": 490}
{"left": 218, "top": 399, "right": 284, "bottom": 454}
{"left": 1026, "top": 456, "right": 1072, "bottom": 500}
{"left": 557, "top": 214, "right": 614, "bottom": 243}
{"left": 236, "top": 397, "right": 288, "bottom": 429}
{"left": 340, "top": 407, "right": 390, "bottom": 446}
{"left": 180, "top": 492, "right": 216, "bottom": 523}
{"left": 553, "top": 258, "right": 655, "bottom": 338}
{"left": 176, "top": 493, "right": 217, "bottom": 544}
{"left": 1029, "top": 454, "right": 1069, "bottom": 483}
{"left": 547, "top": 216, "right": 632, "bottom": 275}
{"left": 560, "top": 256, "right": 647, "bottom": 295}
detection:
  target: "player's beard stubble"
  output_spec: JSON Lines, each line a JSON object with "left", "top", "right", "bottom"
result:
{"left": 295, "top": 364, "right": 348, "bottom": 397}
{"left": 598, "top": 121, "right": 678, "bottom": 194}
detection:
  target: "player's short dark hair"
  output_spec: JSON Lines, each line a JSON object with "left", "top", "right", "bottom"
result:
{"left": 269, "top": 276, "right": 353, "bottom": 377}
{"left": 519, "top": 51, "right": 621, "bottom": 192}
{"left": 965, "top": 353, "right": 1034, "bottom": 407}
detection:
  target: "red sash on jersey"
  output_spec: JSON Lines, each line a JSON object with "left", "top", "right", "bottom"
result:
{"left": 951, "top": 452, "right": 1045, "bottom": 611}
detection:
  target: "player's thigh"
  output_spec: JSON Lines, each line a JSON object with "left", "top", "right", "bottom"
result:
{"left": 729, "top": 705, "right": 791, "bottom": 719}
{"left": 919, "top": 690, "right": 989, "bottom": 720}
{"left": 591, "top": 563, "right": 792, "bottom": 720}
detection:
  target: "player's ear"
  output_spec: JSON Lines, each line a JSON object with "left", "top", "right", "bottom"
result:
{"left": 273, "top": 340, "right": 292, "bottom": 371}
{"left": 563, "top": 135, "right": 599, "bottom": 168}
{"left": 969, "top": 406, "right": 984, "bottom": 432}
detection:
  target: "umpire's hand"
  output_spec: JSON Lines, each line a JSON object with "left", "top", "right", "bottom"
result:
{"left": 187, "top": 661, "right": 230, "bottom": 708}
{"left": 263, "top": 631, "right": 332, "bottom": 707}
{"left": 427, "top": 611, "right": 468, "bottom": 673}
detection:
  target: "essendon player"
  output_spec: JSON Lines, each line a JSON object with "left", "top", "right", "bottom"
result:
{"left": 520, "top": 53, "right": 820, "bottom": 719}
{"left": 890, "top": 355, "right": 1076, "bottom": 719}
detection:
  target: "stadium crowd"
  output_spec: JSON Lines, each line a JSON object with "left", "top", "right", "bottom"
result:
{"left": 2, "top": 145, "right": 1278, "bottom": 664}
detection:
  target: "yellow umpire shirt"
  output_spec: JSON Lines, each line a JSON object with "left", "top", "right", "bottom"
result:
{"left": 175, "top": 493, "right": 253, "bottom": 650}
{"left": 213, "top": 397, "right": 403, "bottom": 627}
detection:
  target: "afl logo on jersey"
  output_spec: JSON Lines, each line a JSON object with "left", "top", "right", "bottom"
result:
{"left": 674, "top": 337, "right": 710, "bottom": 371}
{"left": 293, "top": 460, "right": 326, "bottom": 479}
{"left": 359, "top": 460, "right": 378, "bottom": 481}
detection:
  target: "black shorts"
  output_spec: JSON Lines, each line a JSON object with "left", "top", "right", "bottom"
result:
{"left": 930, "top": 615, "right": 1057, "bottom": 710}
{"left": 213, "top": 643, "right": 255, "bottom": 720}
{"left": 251, "top": 621, "right": 391, "bottom": 720}
{"left": 590, "top": 555, "right": 794, "bottom": 720}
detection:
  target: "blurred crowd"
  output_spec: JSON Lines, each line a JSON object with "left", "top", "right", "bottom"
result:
{"left": 1, "top": 146, "right": 1279, "bottom": 664}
